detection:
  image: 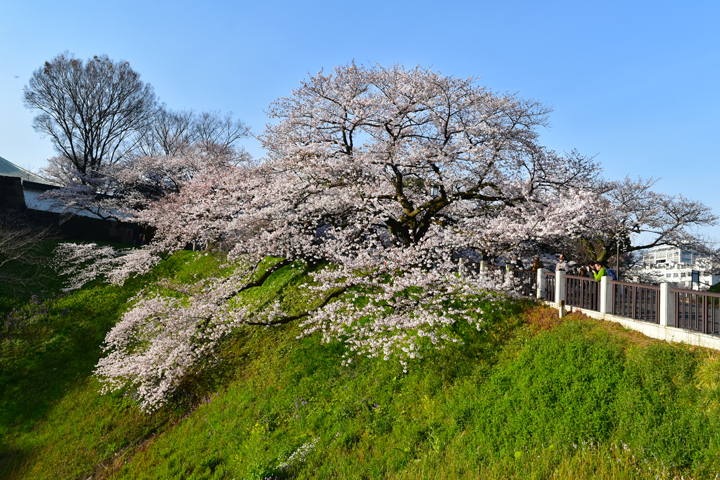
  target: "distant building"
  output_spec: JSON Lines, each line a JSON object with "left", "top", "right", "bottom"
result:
{"left": 0, "top": 155, "right": 67, "bottom": 211}
{"left": 1, "top": 155, "right": 141, "bottom": 245}
{"left": 641, "top": 246, "right": 704, "bottom": 267}
{"left": 0, "top": 155, "right": 105, "bottom": 217}
{"left": 636, "top": 246, "right": 719, "bottom": 290}
{"left": 0, "top": 155, "right": 50, "bottom": 184}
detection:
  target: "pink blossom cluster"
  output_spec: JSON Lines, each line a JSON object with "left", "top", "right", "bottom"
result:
{"left": 53, "top": 242, "right": 161, "bottom": 291}
{"left": 94, "top": 269, "right": 259, "bottom": 411}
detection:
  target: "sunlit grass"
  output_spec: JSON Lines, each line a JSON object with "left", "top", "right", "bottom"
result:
{"left": 2, "top": 249, "right": 720, "bottom": 479}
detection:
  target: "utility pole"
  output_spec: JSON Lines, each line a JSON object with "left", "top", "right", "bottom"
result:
{"left": 616, "top": 234, "right": 622, "bottom": 281}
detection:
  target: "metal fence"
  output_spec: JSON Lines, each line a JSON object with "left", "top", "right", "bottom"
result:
{"left": 534, "top": 269, "right": 720, "bottom": 339}
{"left": 565, "top": 275, "right": 600, "bottom": 311}
{"left": 672, "top": 288, "right": 720, "bottom": 335}
{"left": 512, "top": 269, "right": 538, "bottom": 297}
{"left": 610, "top": 281, "right": 661, "bottom": 324}
{"left": 544, "top": 272, "right": 556, "bottom": 302}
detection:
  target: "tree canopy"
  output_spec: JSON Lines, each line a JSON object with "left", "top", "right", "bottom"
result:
{"left": 24, "top": 52, "right": 158, "bottom": 176}
{"left": 567, "top": 177, "right": 716, "bottom": 266}
{"left": 25, "top": 53, "right": 249, "bottom": 221}
{"left": 51, "top": 63, "right": 717, "bottom": 411}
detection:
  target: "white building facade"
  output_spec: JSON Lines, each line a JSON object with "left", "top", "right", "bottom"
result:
{"left": 637, "top": 246, "right": 719, "bottom": 290}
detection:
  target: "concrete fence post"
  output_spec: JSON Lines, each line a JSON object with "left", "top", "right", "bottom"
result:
{"left": 660, "top": 283, "right": 673, "bottom": 327}
{"left": 599, "top": 276, "right": 612, "bottom": 315}
{"left": 537, "top": 268, "right": 546, "bottom": 300}
{"left": 556, "top": 270, "right": 566, "bottom": 308}
{"left": 479, "top": 260, "right": 485, "bottom": 272}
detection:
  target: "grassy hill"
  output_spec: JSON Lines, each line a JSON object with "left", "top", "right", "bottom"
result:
{"left": 2, "top": 248, "right": 720, "bottom": 479}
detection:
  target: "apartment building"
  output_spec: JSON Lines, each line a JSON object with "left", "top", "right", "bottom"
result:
{"left": 638, "top": 246, "right": 719, "bottom": 289}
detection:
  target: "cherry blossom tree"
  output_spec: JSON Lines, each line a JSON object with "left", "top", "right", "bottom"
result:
{"left": 57, "top": 63, "right": 608, "bottom": 411}
{"left": 37, "top": 139, "right": 251, "bottom": 222}
{"left": 572, "top": 176, "right": 717, "bottom": 266}
{"left": 35, "top": 92, "right": 249, "bottom": 221}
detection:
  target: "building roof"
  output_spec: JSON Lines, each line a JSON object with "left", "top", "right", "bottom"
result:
{"left": 0, "top": 155, "right": 55, "bottom": 185}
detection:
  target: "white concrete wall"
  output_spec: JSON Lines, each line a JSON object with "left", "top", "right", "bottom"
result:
{"left": 24, "top": 188, "right": 109, "bottom": 219}
{"left": 543, "top": 274, "right": 720, "bottom": 351}
{"left": 552, "top": 303, "right": 720, "bottom": 351}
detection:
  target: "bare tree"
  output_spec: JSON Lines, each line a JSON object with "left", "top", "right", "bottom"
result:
{"left": 23, "top": 52, "right": 157, "bottom": 178}
{"left": 135, "top": 108, "right": 195, "bottom": 157}
{"left": 193, "top": 110, "right": 247, "bottom": 156}
{"left": 135, "top": 107, "right": 247, "bottom": 158}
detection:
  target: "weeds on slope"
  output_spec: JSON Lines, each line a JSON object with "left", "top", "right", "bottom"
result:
{"left": 4, "top": 249, "right": 720, "bottom": 480}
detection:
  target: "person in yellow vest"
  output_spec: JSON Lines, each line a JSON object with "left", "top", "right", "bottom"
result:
{"left": 591, "top": 262, "right": 607, "bottom": 282}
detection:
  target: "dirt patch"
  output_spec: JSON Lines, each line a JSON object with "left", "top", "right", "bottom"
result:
{"left": 522, "top": 304, "right": 659, "bottom": 349}
{"left": 522, "top": 304, "right": 589, "bottom": 332}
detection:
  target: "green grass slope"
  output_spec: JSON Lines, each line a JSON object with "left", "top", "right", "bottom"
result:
{"left": 0, "top": 250, "right": 228, "bottom": 479}
{"left": 2, "top": 250, "right": 720, "bottom": 479}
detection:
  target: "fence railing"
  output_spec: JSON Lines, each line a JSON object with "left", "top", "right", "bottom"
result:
{"left": 672, "top": 288, "right": 720, "bottom": 335}
{"left": 532, "top": 269, "right": 720, "bottom": 339}
{"left": 611, "top": 281, "right": 660, "bottom": 324}
{"left": 470, "top": 266, "right": 720, "bottom": 340}
{"left": 544, "top": 272, "right": 556, "bottom": 302}
{"left": 565, "top": 275, "right": 599, "bottom": 311}
{"left": 512, "top": 269, "right": 537, "bottom": 297}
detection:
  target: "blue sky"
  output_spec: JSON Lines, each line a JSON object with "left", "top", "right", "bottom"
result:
{"left": 2, "top": 0, "right": 719, "bottom": 236}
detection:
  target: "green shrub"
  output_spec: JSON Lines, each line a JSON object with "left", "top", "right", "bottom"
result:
{"left": 471, "top": 320, "right": 625, "bottom": 456}
{"left": 615, "top": 344, "right": 718, "bottom": 470}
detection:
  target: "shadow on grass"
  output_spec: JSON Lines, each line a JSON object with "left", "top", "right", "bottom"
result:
{"left": 0, "top": 240, "right": 66, "bottom": 313}
{"left": 0, "top": 446, "right": 30, "bottom": 479}
{"left": 0, "top": 252, "right": 309, "bottom": 478}
{"left": 0, "top": 252, "right": 208, "bottom": 477}
{"left": 0, "top": 282, "right": 146, "bottom": 477}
